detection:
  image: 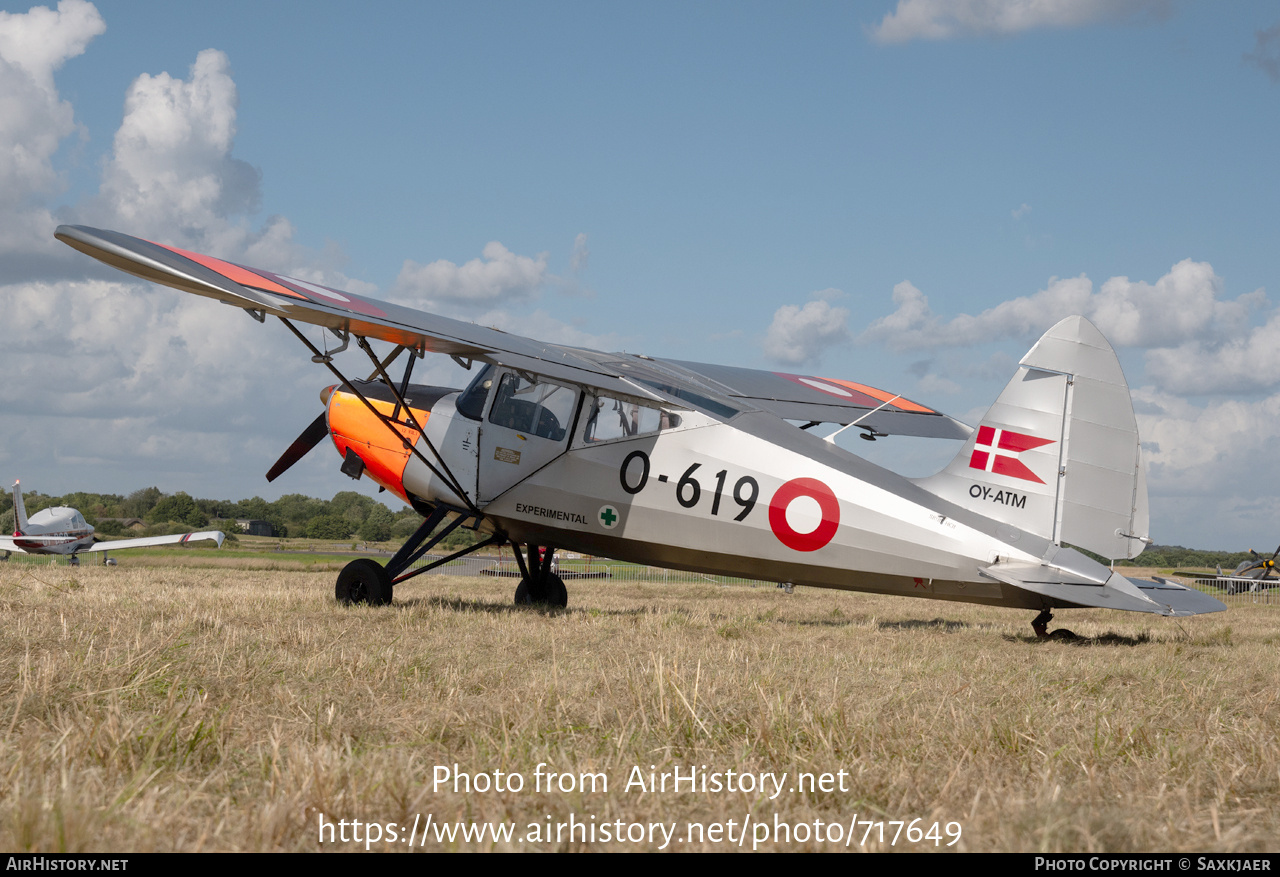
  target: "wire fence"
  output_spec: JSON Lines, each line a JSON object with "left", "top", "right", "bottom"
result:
{"left": 1186, "top": 576, "right": 1279, "bottom": 607}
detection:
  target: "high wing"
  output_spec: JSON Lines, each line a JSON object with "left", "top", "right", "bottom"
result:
{"left": 646, "top": 358, "right": 969, "bottom": 438}
{"left": 83, "top": 531, "right": 226, "bottom": 552}
{"left": 56, "top": 225, "right": 968, "bottom": 439}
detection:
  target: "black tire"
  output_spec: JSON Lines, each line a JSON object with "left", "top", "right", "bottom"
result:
{"left": 336, "top": 558, "right": 393, "bottom": 606}
{"left": 514, "top": 572, "right": 568, "bottom": 608}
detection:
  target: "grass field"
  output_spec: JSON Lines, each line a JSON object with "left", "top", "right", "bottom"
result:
{"left": 1, "top": 558, "right": 1276, "bottom": 852}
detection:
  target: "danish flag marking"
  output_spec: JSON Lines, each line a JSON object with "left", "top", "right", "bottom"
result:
{"left": 968, "top": 425, "right": 1055, "bottom": 484}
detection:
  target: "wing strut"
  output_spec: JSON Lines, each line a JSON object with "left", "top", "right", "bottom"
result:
{"left": 277, "top": 317, "right": 482, "bottom": 516}
{"left": 351, "top": 335, "right": 478, "bottom": 512}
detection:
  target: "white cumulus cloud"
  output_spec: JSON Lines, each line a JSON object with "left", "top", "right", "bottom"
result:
{"left": 763, "top": 294, "right": 852, "bottom": 366}
{"left": 0, "top": 11, "right": 409, "bottom": 500}
{"left": 1142, "top": 309, "right": 1280, "bottom": 395}
{"left": 1132, "top": 385, "right": 1280, "bottom": 548}
{"left": 0, "top": 0, "right": 104, "bottom": 274}
{"left": 861, "top": 260, "right": 1264, "bottom": 356}
{"left": 80, "top": 48, "right": 268, "bottom": 257}
{"left": 391, "top": 242, "right": 550, "bottom": 310}
{"left": 473, "top": 308, "right": 621, "bottom": 352}
{"left": 1135, "top": 386, "right": 1280, "bottom": 503}
{"left": 570, "top": 232, "right": 589, "bottom": 273}
{"left": 870, "top": 0, "right": 1170, "bottom": 44}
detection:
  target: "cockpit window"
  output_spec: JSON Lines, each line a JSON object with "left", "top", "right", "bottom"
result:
{"left": 455, "top": 363, "right": 496, "bottom": 420}
{"left": 582, "top": 394, "right": 681, "bottom": 442}
{"left": 487, "top": 372, "right": 577, "bottom": 442}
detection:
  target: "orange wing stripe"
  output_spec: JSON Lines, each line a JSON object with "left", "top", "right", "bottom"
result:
{"left": 819, "top": 377, "right": 935, "bottom": 414}
{"left": 157, "top": 243, "right": 308, "bottom": 300}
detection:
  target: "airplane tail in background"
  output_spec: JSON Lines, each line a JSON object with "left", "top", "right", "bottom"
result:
{"left": 915, "top": 316, "right": 1149, "bottom": 561}
{"left": 12, "top": 480, "right": 29, "bottom": 534}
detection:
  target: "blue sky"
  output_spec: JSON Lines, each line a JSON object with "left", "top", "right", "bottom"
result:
{"left": 3, "top": 0, "right": 1279, "bottom": 550}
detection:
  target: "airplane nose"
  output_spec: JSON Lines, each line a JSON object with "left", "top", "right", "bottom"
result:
{"left": 320, "top": 384, "right": 336, "bottom": 406}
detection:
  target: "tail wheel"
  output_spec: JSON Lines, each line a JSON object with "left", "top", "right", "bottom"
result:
{"left": 336, "top": 558, "right": 393, "bottom": 606}
{"left": 515, "top": 572, "right": 568, "bottom": 608}
{"left": 1031, "top": 608, "right": 1078, "bottom": 640}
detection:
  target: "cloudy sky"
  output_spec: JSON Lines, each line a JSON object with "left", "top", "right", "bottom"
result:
{"left": 2, "top": 0, "right": 1278, "bottom": 551}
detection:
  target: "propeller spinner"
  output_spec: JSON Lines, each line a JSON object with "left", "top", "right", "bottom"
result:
{"left": 1235, "top": 543, "right": 1280, "bottom": 580}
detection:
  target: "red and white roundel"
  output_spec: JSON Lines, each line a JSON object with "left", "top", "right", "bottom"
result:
{"left": 768, "top": 478, "right": 840, "bottom": 552}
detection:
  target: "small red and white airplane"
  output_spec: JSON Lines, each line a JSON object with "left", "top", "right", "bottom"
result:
{"left": 1, "top": 480, "right": 225, "bottom": 565}
{"left": 54, "top": 224, "right": 1225, "bottom": 634}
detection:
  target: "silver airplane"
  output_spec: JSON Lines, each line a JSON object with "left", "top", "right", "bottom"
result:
{"left": 1, "top": 479, "right": 225, "bottom": 565}
{"left": 55, "top": 225, "right": 1225, "bottom": 635}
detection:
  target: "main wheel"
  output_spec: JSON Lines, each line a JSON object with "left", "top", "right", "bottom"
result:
{"left": 336, "top": 558, "right": 393, "bottom": 606}
{"left": 514, "top": 572, "right": 568, "bottom": 608}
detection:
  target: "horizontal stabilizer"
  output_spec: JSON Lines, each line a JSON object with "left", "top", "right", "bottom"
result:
{"left": 982, "top": 562, "right": 1226, "bottom": 617}
{"left": 1139, "top": 577, "right": 1231, "bottom": 615}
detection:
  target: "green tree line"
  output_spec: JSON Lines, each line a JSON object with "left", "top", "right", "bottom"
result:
{"left": 1115, "top": 544, "right": 1275, "bottom": 572}
{"left": 0, "top": 486, "right": 455, "bottom": 543}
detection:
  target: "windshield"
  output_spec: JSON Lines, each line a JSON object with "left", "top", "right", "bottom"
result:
{"left": 455, "top": 363, "right": 496, "bottom": 420}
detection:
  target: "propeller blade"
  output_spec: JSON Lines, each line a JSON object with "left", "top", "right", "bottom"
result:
{"left": 266, "top": 412, "right": 329, "bottom": 482}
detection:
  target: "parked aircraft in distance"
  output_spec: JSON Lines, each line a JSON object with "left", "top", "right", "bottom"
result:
{"left": 1193, "top": 545, "right": 1279, "bottom": 596}
{"left": 1, "top": 480, "right": 225, "bottom": 565}
{"left": 55, "top": 224, "right": 1225, "bottom": 635}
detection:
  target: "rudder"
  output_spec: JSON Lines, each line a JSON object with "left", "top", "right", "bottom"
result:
{"left": 11, "top": 480, "right": 29, "bottom": 533}
{"left": 915, "top": 316, "right": 1149, "bottom": 560}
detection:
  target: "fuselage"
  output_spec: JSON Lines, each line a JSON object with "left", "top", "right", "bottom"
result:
{"left": 11, "top": 507, "right": 95, "bottom": 555}
{"left": 324, "top": 371, "right": 1085, "bottom": 612}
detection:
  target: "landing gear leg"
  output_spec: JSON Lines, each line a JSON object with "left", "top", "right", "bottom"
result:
{"left": 334, "top": 503, "right": 502, "bottom": 606}
{"left": 513, "top": 544, "right": 567, "bottom": 608}
{"left": 1031, "top": 608, "right": 1078, "bottom": 640}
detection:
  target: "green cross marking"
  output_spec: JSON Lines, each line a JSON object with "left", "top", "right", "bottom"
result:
{"left": 600, "top": 507, "right": 618, "bottom": 527}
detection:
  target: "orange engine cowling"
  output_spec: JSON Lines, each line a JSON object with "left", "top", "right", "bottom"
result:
{"left": 323, "top": 380, "right": 458, "bottom": 503}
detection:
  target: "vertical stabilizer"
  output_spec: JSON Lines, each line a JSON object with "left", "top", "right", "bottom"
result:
{"left": 12, "top": 480, "right": 29, "bottom": 534}
{"left": 915, "top": 316, "right": 1149, "bottom": 560}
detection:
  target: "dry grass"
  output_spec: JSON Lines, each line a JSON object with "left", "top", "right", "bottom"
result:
{"left": 1, "top": 561, "right": 1277, "bottom": 852}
